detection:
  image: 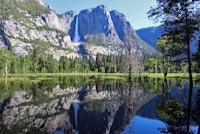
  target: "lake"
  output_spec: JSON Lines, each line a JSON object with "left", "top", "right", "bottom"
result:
{"left": 0, "top": 76, "right": 199, "bottom": 134}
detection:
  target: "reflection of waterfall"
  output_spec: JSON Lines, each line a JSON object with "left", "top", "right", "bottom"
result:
{"left": 70, "top": 88, "right": 88, "bottom": 134}
{"left": 73, "top": 15, "right": 81, "bottom": 46}
{"left": 72, "top": 99, "right": 80, "bottom": 130}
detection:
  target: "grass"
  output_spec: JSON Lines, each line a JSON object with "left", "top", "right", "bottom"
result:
{"left": 0, "top": 77, "right": 29, "bottom": 82}
{"left": 138, "top": 72, "right": 200, "bottom": 80}
{"left": 9, "top": 73, "right": 127, "bottom": 77}
{"left": 0, "top": 72, "right": 200, "bottom": 81}
{"left": 0, "top": 73, "right": 128, "bottom": 82}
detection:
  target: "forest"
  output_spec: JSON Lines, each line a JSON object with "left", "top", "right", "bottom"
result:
{"left": 0, "top": 42, "right": 199, "bottom": 76}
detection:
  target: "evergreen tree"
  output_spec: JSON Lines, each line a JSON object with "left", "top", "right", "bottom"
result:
{"left": 0, "top": 49, "right": 12, "bottom": 78}
{"left": 19, "top": 55, "right": 31, "bottom": 73}
{"left": 31, "top": 47, "right": 40, "bottom": 73}
{"left": 59, "top": 56, "right": 65, "bottom": 73}
{"left": 193, "top": 39, "right": 200, "bottom": 72}
{"left": 10, "top": 56, "right": 18, "bottom": 73}
{"left": 148, "top": 0, "right": 200, "bottom": 132}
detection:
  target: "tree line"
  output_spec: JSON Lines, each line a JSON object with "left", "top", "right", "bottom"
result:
{"left": 1, "top": 42, "right": 200, "bottom": 76}
{"left": 0, "top": 47, "right": 133, "bottom": 76}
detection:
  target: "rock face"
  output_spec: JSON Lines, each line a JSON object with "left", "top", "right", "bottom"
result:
{"left": 110, "top": 10, "right": 133, "bottom": 42}
{"left": 58, "top": 11, "right": 76, "bottom": 33}
{"left": 69, "top": 5, "right": 156, "bottom": 56}
{"left": 42, "top": 10, "right": 76, "bottom": 33}
{"left": 0, "top": 0, "right": 79, "bottom": 59}
{"left": 77, "top": 5, "right": 117, "bottom": 39}
{"left": 0, "top": 29, "right": 9, "bottom": 48}
{"left": 0, "top": 0, "right": 155, "bottom": 59}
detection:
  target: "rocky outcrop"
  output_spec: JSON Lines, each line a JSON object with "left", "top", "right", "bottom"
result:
{"left": 2, "top": 17, "right": 78, "bottom": 57}
{"left": 58, "top": 11, "right": 77, "bottom": 33}
{"left": 42, "top": 10, "right": 76, "bottom": 33}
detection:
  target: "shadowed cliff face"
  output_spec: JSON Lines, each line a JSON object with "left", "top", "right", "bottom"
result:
{"left": 0, "top": 28, "right": 9, "bottom": 48}
{"left": 69, "top": 5, "right": 132, "bottom": 44}
{"left": 78, "top": 5, "right": 117, "bottom": 39}
{"left": 110, "top": 10, "right": 133, "bottom": 42}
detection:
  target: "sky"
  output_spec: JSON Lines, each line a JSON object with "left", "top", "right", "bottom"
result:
{"left": 43, "top": 0, "right": 160, "bottom": 30}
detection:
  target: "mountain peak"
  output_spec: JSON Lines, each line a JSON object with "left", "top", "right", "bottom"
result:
{"left": 96, "top": 5, "right": 107, "bottom": 9}
{"left": 110, "top": 10, "right": 126, "bottom": 20}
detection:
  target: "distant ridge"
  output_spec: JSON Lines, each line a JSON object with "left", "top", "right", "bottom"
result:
{"left": 136, "top": 25, "right": 164, "bottom": 48}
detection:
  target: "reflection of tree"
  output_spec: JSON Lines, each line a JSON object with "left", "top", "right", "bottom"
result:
{"left": 157, "top": 78, "right": 186, "bottom": 133}
{"left": 113, "top": 78, "right": 143, "bottom": 133}
{"left": 193, "top": 89, "right": 200, "bottom": 134}
{"left": 142, "top": 77, "right": 164, "bottom": 94}
{"left": 175, "top": 79, "right": 185, "bottom": 89}
{"left": 157, "top": 78, "right": 184, "bottom": 121}
{"left": 159, "top": 122, "right": 189, "bottom": 134}
{"left": 157, "top": 99, "right": 184, "bottom": 121}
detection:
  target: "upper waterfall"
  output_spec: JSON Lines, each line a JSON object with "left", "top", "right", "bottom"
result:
{"left": 73, "top": 15, "right": 81, "bottom": 46}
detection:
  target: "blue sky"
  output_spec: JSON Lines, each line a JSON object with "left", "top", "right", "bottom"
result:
{"left": 43, "top": 0, "right": 160, "bottom": 30}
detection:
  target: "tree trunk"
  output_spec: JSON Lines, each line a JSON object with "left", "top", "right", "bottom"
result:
{"left": 5, "top": 62, "right": 8, "bottom": 79}
{"left": 186, "top": 9, "right": 193, "bottom": 133}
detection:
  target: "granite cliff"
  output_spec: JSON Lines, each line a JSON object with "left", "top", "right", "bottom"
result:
{"left": 0, "top": 0, "right": 156, "bottom": 59}
{"left": 0, "top": 0, "right": 78, "bottom": 59}
{"left": 69, "top": 5, "right": 156, "bottom": 56}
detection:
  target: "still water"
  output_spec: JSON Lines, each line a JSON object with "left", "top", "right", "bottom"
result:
{"left": 0, "top": 76, "right": 199, "bottom": 134}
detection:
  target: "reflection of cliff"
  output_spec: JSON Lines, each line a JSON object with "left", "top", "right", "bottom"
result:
{"left": 68, "top": 80, "right": 145, "bottom": 134}
{"left": 0, "top": 85, "right": 77, "bottom": 134}
{"left": 0, "top": 80, "right": 145, "bottom": 134}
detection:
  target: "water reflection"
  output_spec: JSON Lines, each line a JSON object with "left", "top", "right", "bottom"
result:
{"left": 156, "top": 77, "right": 186, "bottom": 133}
{"left": 121, "top": 115, "right": 166, "bottom": 134}
{"left": 71, "top": 88, "right": 88, "bottom": 134}
{"left": 0, "top": 76, "right": 199, "bottom": 134}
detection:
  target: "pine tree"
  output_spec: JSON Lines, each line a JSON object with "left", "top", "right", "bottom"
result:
{"left": 148, "top": 0, "right": 200, "bottom": 132}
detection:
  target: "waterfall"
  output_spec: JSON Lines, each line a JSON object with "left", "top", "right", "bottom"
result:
{"left": 73, "top": 15, "right": 88, "bottom": 58}
{"left": 73, "top": 15, "right": 81, "bottom": 46}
